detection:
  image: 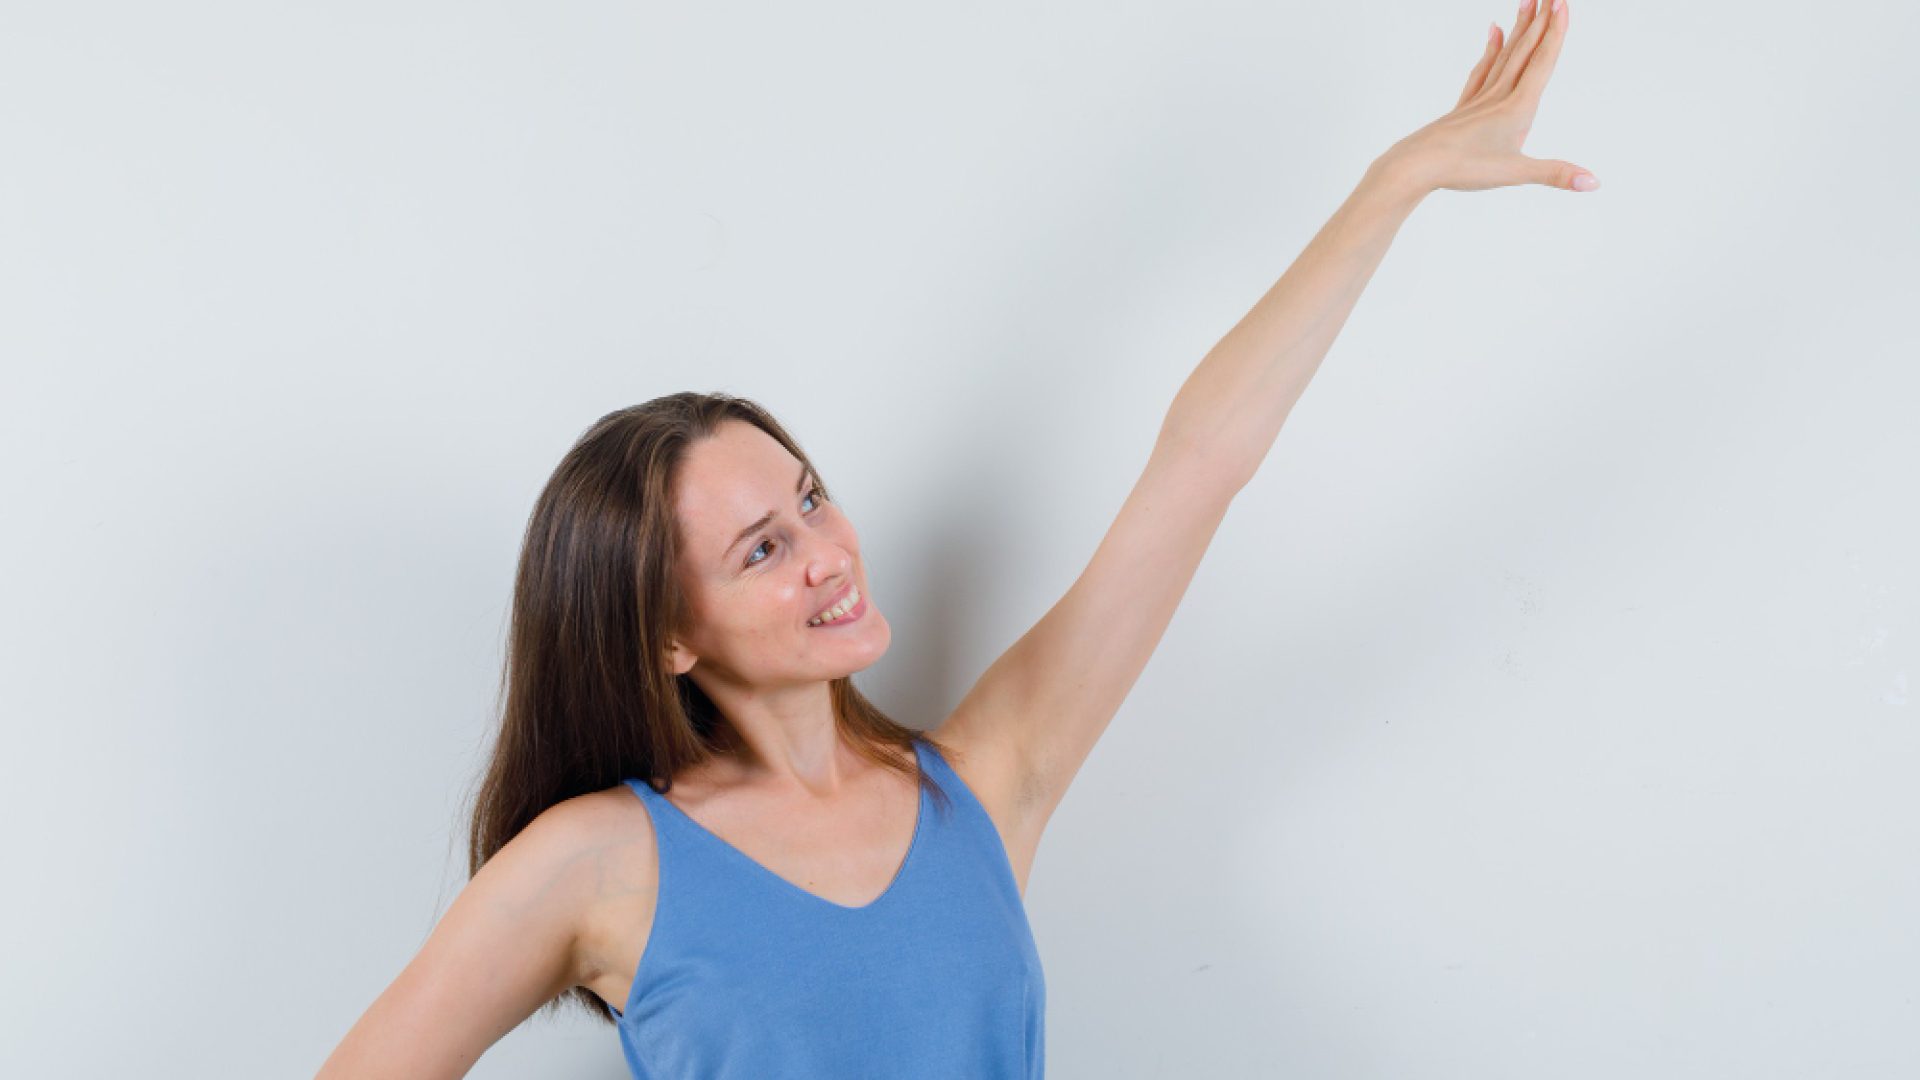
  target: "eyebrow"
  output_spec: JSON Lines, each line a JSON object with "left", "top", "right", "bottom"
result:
{"left": 722, "top": 462, "right": 813, "bottom": 565}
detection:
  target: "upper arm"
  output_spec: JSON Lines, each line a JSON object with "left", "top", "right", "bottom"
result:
{"left": 935, "top": 440, "right": 1240, "bottom": 833}
{"left": 313, "top": 799, "right": 608, "bottom": 1080}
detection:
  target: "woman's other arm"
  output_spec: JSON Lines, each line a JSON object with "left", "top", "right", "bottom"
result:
{"left": 311, "top": 800, "right": 618, "bottom": 1080}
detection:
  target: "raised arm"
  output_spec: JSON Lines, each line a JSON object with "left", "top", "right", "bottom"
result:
{"left": 932, "top": 0, "right": 1590, "bottom": 843}
{"left": 1167, "top": 0, "right": 1591, "bottom": 482}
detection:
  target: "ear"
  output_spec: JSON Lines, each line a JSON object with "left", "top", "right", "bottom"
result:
{"left": 668, "top": 638, "right": 699, "bottom": 676}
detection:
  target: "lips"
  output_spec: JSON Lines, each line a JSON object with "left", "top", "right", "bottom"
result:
{"left": 809, "top": 582, "right": 855, "bottom": 624}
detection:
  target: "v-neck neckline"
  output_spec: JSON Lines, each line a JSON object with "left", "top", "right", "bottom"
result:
{"left": 648, "top": 740, "right": 928, "bottom": 912}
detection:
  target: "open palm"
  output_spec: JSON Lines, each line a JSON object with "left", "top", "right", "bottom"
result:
{"left": 1387, "top": 0, "right": 1597, "bottom": 194}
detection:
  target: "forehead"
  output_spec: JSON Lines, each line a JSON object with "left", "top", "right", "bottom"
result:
{"left": 675, "top": 421, "right": 803, "bottom": 540}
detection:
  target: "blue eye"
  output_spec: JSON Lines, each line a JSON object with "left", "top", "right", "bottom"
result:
{"left": 745, "top": 484, "right": 827, "bottom": 568}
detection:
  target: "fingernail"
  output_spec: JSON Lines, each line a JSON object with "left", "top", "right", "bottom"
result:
{"left": 1572, "top": 173, "right": 1599, "bottom": 191}
{"left": 1488, "top": 21, "right": 1499, "bottom": 43}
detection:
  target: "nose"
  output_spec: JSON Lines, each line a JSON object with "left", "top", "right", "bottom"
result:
{"left": 806, "top": 539, "right": 853, "bottom": 586}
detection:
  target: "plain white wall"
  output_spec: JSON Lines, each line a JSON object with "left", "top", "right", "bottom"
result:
{"left": 4, "top": 1, "right": 1915, "bottom": 1076}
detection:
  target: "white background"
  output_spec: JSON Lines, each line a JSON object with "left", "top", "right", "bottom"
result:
{"left": 4, "top": 1, "right": 1916, "bottom": 1076}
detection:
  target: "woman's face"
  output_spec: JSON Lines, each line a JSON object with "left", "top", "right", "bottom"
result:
{"left": 668, "top": 420, "right": 890, "bottom": 689}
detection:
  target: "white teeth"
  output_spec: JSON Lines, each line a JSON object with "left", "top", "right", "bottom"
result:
{"left": 809, "top": 586, "right": 861, "bottom": 626}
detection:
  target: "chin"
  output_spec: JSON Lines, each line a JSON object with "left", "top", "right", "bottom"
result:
{"left": 832, "top": 611, "right": 892, "bottom": 675}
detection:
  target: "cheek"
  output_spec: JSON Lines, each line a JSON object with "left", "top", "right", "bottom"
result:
{"left": 704, "top": 584, "right": 793, "bottom": 645}
{"left": 832, "top": 521, "right": 862, "bottom": 560}
{"left": 731, "top": 579, "right": 801, "bottom": 637}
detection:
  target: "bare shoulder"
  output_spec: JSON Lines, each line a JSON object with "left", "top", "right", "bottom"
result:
{"left": 548, "top": 783, "right": 660, "bottom": 887}
{"left": 924, "top": 710, "right": 1048, "bottom": 897}
{"left": 489, "top": 786, "right": 660, "bottom": 973}
{"left": 550, "top": 784, "right": 661, "bottom": 1010}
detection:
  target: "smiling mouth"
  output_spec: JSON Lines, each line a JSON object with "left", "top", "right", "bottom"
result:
{"left": 808, "top": 585, "right": 865, "bottom": 627}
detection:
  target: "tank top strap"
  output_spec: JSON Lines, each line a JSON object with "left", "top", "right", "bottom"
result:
{"left": 620, "top": 774, "right": 698, "bottom": 847}
{"left": 910, "top": 735, "right": 1028, "bottom": 900}
{"left": 618, "top": 775, "right": 705, "bottom": 882}
{"left": 619, "top": 775, "right": 667, "bottom": 817}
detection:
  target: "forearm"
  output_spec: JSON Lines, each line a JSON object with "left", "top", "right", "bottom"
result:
{"left": 1157, "top": 156, "right": 1429, "bottom": 489}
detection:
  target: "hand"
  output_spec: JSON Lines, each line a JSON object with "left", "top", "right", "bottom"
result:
{"left": 1379, "top": 0, "right": 1597, "bottom": 195}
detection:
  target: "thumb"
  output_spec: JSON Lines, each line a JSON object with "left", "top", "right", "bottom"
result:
{"left": 1524, "top": 156, "right": 1600, "bottom": 191}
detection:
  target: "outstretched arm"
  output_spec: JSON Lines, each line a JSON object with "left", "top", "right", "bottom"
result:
{"left": 1158, "top": 157, "right": 1425, "bottom": 490}
{"left": 1167, "top": 0, "right": 1592, "bottom": 488}
{"left": 934, "top": 0, "right": 1592, "bottom": 842}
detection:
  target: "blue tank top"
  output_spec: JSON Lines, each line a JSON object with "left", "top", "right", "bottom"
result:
{"left": 609, "top": 736, "right": 1046, "bottom": 1079}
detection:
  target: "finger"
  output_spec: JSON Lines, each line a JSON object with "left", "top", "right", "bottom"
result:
{"left": 1491, "top": 0, "right": 1557, "bottom": 96}
{"left": 1481, "top": 0, "right": 1539, "bottom": 95}
{"left": 1512, "top": 0, "right": 1568, "bottom": 108}
{"left": 1523, "top": 155, "right": 1600, "bottom": 192}
{"left": 1457, "top": 24, "right": 1502, "bottom": 108}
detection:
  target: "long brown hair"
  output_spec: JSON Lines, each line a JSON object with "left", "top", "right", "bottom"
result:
{"left": 464, "top": 391, "right": 957, "bottom": 1025}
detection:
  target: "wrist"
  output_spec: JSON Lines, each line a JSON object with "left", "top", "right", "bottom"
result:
{"left": 1361, "top": 149, "right": 1435, "bottom": 213}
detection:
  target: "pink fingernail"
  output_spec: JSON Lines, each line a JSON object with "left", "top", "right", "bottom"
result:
{"left": 1572, "top": 173, "right": 1599, "bottom": 191}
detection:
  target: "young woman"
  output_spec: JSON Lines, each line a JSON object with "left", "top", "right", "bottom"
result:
{"left": 316, "top": 3, "right": 1591, "bottom": 1076}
